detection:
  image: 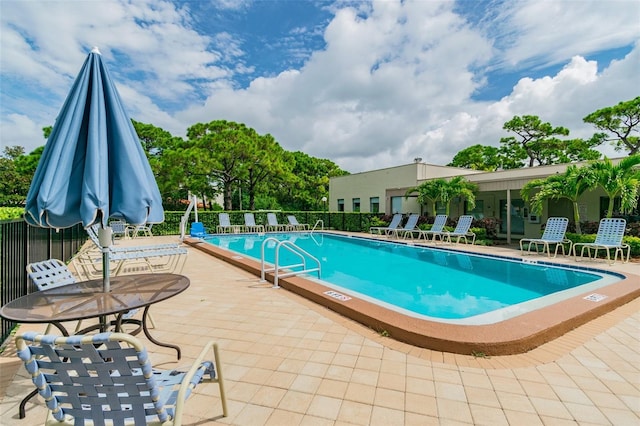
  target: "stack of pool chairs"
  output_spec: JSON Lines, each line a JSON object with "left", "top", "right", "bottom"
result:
{"left": 72, "top": 224, "right": 188, "bottom": 280}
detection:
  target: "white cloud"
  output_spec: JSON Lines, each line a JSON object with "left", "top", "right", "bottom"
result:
{"left": 1, "top": 0, "right": 638, "bottom": 173}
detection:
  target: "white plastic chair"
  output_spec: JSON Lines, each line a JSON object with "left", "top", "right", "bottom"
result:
{"left": 573, "top": 218, "right": 630, "bottom": 264}
{"left": 439, "top": 215, "right": 476, "bottom": 244}
{"left": 245, "top": 213, "right": 265, "bottom": 232}
{"left": 287, "top": 215, "right": 310, "bottom": 231}
{"left": 266, "top": 212, "right": 289, "bottom": 231}
{"left": 520, "top": 217, "right": 571, "bottom": 257}
{"left": 370, "top": 213, "right": 402, "bottom": 235}
{"left": 418, "top": 215, "right": 448, "bottom": 241}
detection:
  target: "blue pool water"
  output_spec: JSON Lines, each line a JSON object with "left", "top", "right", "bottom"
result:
{"left": 203, "top": 232, "right": 622, "bottom": 324}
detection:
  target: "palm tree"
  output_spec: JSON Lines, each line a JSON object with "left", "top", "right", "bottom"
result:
{"left": 405, "top": 177, "right": 477, "bottom": 216}
{"left": 521, "top": 165, "right": 597, "bottom": 234}
{"left": 588, "top": 155, "right": 640, "bottom": 218}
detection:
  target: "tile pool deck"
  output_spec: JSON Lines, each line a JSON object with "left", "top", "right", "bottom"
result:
{"left": 1, "top": 234, "right": 638, "bottom": 425}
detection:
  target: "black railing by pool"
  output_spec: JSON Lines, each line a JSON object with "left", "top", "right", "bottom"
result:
{"left": 0, "top": 220, "right": 86, "bottom": 342}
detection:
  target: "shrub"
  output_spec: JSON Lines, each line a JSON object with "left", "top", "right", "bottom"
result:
{"left": 0, "top": 207, "right": 25, "bottom": 221}
{"left": 566, "top": 233, "right": 640, "bottom": 258}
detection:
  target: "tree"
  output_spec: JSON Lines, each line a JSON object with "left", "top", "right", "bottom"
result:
{"left": 448, "top": 144, "right": 520, "bottom": 170}
{"left": 241, "top": 133, "right": 291, "bottom": 210}
{"left": 132, "top": 121, "right": 192, "bottom": 209}
{"left": 185, "top": 120, "right": 253, "bottom": 210}
{"left": 405, "top": 176, "right": 477, "bottom": 216}
{"left": 521, "top": 165, "right": 598, "bottom": 234}
{"left": 276, "top": 152, "right": 349, "bottom": 211}
{"left": 588, "top": 155, "right": 640, "bottom": 218}
{"left": 500, "top": 115, "right": 571, "bottom": 167}
{"left": 583, "top": 97, "right": 640, "bottom": 155}
{"left": 0, "top": 146, "right": 32, "bottom": 206}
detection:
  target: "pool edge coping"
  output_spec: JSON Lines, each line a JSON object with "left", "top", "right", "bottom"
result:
{"left": 184, "top": 235, "right": 640, "bottom": 356}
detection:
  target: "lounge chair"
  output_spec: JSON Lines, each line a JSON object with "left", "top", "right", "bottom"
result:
{"left": 266, "top": 212, "right": 289, "bottom": 231}
{"left": 109, "top": 219, "right": 127, "bottom": 240}
{"left": 15, "top": 331, "right": 227, "bottom": 424}
{"left": 244, "top": 213, "right": 265, "bottom": 232}
{"left": 27, "top": 259, "right": 141, "bottom": 334}
{"left": 287, "top": 215, "right": 310, "bottom": 231}
{"left": 126, "top": 223, "right": 153, "bottom": 238}
{"left": 573, "top": 218, "right": 630, "bottom": 264}
{"left": 190, "top": 221, "right": 207, "bottom": 237}
{"left": 439, "top": 215, "right": 475, "bottom": 244}
{"left": 389, "top": 214, "right": 419, "bottom": 239}
{"left": 217, "top": 213, "right": 236, "bottom": 233}
{"left": 519, "top": 217, "right": 571, "bottom": 257}
{"left": 370, "top": 213, "right": 402, "bottom": 235}
{"left": 417, "top": 214, "right": 448, "bottom": 241}
{"left": 79, "top": 225, "right": 188, "bottom": 278}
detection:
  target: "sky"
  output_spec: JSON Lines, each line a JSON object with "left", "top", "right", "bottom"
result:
{"left": 1, "top": 0, "right": 639, "bottom": 173}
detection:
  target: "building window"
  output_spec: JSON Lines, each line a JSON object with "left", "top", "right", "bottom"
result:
{"left": 337, "top": 199, "right": 344, "bottom": 212}
{"left": 391, "top": 196, "right": 403, "bottom": 214}
{"left": 352, "top": 198, "right": 361, "bottom": 212}
{"left": 500, "top": 199, "right": 525, "bottom": 234}
{"left": 465, "top": 200, "right": 484, "bottom": 219}
{"left": 370, "top": 197, "right": 379, "bottom": 213}
{"left": 435, "top": 201, "right": 446, "bottom": 215}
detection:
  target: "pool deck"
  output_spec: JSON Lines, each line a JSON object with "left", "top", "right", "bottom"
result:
{"left": 1, "top": 233, "right": 638, "bottom": 425}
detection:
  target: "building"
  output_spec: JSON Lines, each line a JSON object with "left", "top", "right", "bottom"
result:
{"left": 329, "top": 158, "right": 630, "bottom": 242}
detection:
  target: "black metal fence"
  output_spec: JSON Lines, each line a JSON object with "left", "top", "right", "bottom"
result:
{"left": 0, "top": 220, "right": 86, "bottom": 342}
{"left": 0, "top": 211, "right": 384, "bottom": 343}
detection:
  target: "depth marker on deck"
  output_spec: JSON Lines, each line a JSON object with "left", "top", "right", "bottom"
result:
{"left": 324, "top": 291, "right": 352, "bottom": 301}
{"left": 584, "top": 293, "right": 607, "bottom": 302}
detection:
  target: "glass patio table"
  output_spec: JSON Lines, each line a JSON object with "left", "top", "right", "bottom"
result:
{"left": 0, "top": 273, "right": 190, "bottom": 418}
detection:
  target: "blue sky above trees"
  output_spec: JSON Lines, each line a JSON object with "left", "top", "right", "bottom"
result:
{"left": 1, "top": 0, "right": 638, "bottom": 172}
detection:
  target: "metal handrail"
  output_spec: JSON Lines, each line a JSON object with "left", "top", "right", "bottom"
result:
{"left": 260, "top": 237, "right": 321, "bottom": 288}
{"left": 311, "top": 220, "right": 324, "bottom": 233}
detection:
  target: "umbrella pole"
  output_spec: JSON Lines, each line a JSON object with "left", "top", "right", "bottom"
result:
{"left": 98, "top": 226, "right": 113, "bottom": 293}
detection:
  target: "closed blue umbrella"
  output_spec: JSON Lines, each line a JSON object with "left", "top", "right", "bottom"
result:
{"left": 25, "top": 47, "right": 164, "bottom": 291}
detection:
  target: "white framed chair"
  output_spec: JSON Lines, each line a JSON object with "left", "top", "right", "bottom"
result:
{"left": 15, "top": 331, "right": 227, "bottom": 425}
{"left": 266, "top": 212, "right": 289, "bottom": 231}
{"left": 519, "top": 217, "right": 571, "bottom": 257}
{"left": 27, "top": 259, "right": 146, "bottom": 333}
{"left": 389, "top": 214, "right": 420, "bottom": 239}
{"left": 287, "top": 215, "right": 309, "bottom": 231}
{"left": 439, "top": 215, "right": 476, "bottom": 244}
{"left": 370, "top": 213, "right": 402, "bottom": 235}
{"left": 573, "top": 218, "right": 630, "bottom": 264}
{"left": 216, "top": 213, "right": 236, "bottom": 233}
{"left": 245, "top": 213, "right": 265, "bottom": 232}
{"left": 418, "top": 215, "right": 448, "bottom": 241}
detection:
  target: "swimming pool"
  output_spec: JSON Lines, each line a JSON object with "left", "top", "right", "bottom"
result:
{"left": 202, "top": 232, "right": 622, "bottom": 325}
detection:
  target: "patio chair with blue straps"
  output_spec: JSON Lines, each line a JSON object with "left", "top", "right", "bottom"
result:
{"left": 266, "top": 212, "right": 289, "bottom": 231}
{"left": 15, "top": 331, "right": 227, "bottom": 425}
{"left": 370, "top": 213, "right": 403, "bottom": 235}
{"left": 216, "top": 213, "right": 236, "bottom": 233}
{"left": 439, "top": 215, "right": 476, "bottom": 244}
{"left": 519, "top": 217, "right": 571, "bottom": 258}
{"left": 287, "top": 215, "right": 310, "bottom": 231}
{"left": 417, "top": 214, "right": 448, "bottom": 242}
{"left": 389, "top": 213, "right": 420, "bottom": 239}
{"left": 245, "top": 213, "right": 265, "bottom": 232}
{"left": 573, "top": 218, "right": 630, "bottom": 264}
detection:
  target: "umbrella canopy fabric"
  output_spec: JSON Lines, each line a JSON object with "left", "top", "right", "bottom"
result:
{"left": 25, "top": 47, "right": 164, "bottom": 230}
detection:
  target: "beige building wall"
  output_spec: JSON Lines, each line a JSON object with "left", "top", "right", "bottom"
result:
{"left": 329, "top": 157, "right": 633, "bottom": 240}
{"left": 330, "top": 163, "right": 480, "bottom": 214}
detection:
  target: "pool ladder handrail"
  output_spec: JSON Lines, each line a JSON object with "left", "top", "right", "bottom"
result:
{"left": 311, "top": 220, "right": 324, "bottom": 233}
{"left": 260, "top": 237, "right": 321, "bottom": 288}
